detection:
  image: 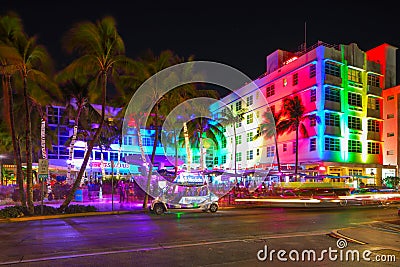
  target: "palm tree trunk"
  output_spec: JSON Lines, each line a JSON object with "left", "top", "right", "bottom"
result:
{"left": 143, "top": 105, "right": 159, "bottom": 209}
{"left": 67, "top": 125, "right": 78, "bottom": 183}
{"left": 200, "top": 133, "right": 204, "bottom": 172}
{"left": 6, "top": 75, "right": 26, "bottom": 207}
{"left": 274, "top": 134, "right": 281, "bottom": 172}
{"left": 174, "top": 129, "right": 178, "bottom": 177}
{"left": 183, "top": 122, "right": 191, "bottom": 170}
{"left": 23, "top": 75, "right": 34, "bottom": 214}
{"left": 233, "top": 125, "right": 237, "bottom": 176}
{"left": 59, "top": 72, "right": 107, "bottom": 212}
{"left": 117, "top": 145, "right": 121, "bottom": 178}
{"left": 67, "top": 105, "right": 83, "bottom": 184}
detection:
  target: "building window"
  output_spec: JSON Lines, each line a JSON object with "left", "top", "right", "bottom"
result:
{"left": 283, "top": 78, "right": 288, "bottom": 87}
{"left": 235, "top": 101, "right": 242, "bottom": 111}
{"left": 368, "top": 142, "right": 380, "bottom": 154}
{"left": 267, "top": 146, "right": 275, "bottom": 157}
{"left": 256, "top": 148, "right": 260, "bottom": 156}
{"left": 73, "top": 150, "right": 85, "bottom": 159}
{"left": 348, "top": 92, "right": 362, "bottom": 107}
{"left": 292, "top": 141, "right": 297, "bottom": 154}
{"left": 387, "top": 132, "right": 395, "bottom": 137}
{"left": 310, "top": 89, "right": 316, "bottom": 102}
{"left": 387, "top": 150, "right": 395, "bottom": 155}
{"left": 367, "top": 120, "right": 380, "bottom": 132}
{"left": 309, "top": 114, "right": 316, "bottom": 127}
{"left": 247, "top": 150, "right": 254, "bottom": 160}
{"left": 247, "top": 113, "right": 253, "bottom": 124}
{"left": 310, "top": 64, "right": 316, "bottom": 78}
{"left": 246, "top": 132, "right": 253, "bottom": 142}
{"left": 348, "top": 140, "right": 362, "bottom": 153}
{"left": 325, "top": 112, "right": 340, "bottom": 127}
{"left": 236, "top": 135, "right": 242, "bottom": 145}
{"left": 222, "top": 138, "right": 227, "bottom": 148}
{"left": 246, "top": 95, "right": 253, "bottom": 106}
{"left": 236, "top": 121, "right": 242, "bottom": 128}
{"left": 110, "top": 152, "right": 118, "bottom": 161}
{"left": 387, "top": 114, "right": 394, "bottom": 119}
{"left": 325, "top": 62, "right": 341, "bottom": 77}
{"left": 348, "top": 68, "right": 362, "bottom": 85}
{"left": 325, "top": 87, "right": 341, "bottom": 102}
{"left": 270, "top": 105, "right": 275, "bottom": 115}
{"left": 367, "top": 74, "right": 380, "bottom": 87}
{"left": 367, "top": 97, "right": 380, "bottom": 111}
{"left": 236, "top": 152, "right": 242, "bottom": 161}
{"left": 283, "top": 143, "right": 287, "bottom": 152}
{"left": 293, "top": 73, "right": 298, "bottom": 85}
{"left": 266, "top": 84, "right": 275, "bottom": 97}
{"left": 349, "top": 169, "right": 362, "bottom": 176}
{"left": 348, "top": 116, "right": 362, "bottom": 131}
{"left": 222, "top": 155, "right": 227, "bottom": 164}
{"left": 310, "top": 138, "right": 316, "bottom": 151}
{"left": 325, "top": 137, "right": 340, "bottom": 151}
{"left": 387, "top": 95, "right": 394, "bottom": 101}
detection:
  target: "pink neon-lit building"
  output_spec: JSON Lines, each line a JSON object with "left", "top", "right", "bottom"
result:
{"left": 213, "top": 41, "right": 398, "bottom": 186}
{"left": 382, "top": 86, "right": 400, "bottom": 177}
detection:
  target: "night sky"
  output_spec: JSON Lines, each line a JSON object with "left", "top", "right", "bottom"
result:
{"left": 3, "top": 1, "right": 400, "bottom": 97}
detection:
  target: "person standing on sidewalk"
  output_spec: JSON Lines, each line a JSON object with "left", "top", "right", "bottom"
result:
{"left": 118, "top": 180, "right": 126, "bottom": 203}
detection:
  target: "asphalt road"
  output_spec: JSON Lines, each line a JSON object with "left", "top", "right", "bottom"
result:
{"left": 0, "top": 206, "right": 399, "bottom": 266}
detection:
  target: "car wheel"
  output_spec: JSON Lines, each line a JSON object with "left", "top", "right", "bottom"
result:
{"left": 338, "top": 199, "right": 347, "bottom": 207}
{"left": 209, "top": 203, "right": 218, "bottom": 213}
{"left": 153, "top": 203, "right": 165, "bottom": 215}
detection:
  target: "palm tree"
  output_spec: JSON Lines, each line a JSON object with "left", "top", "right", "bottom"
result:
{"left": 0, "top": 13, "right": 27, "bottom": 207}
{"left": 278, "top": 95, "right": 311, "bottom": 175}
{"left": 184, "top": 117, "right": 221, "bottom": 171}
{"left": 217, "top": 107, "right": 246, "bottom": 176}
{"left": 55, "top": 77, "right": 92, "bottom": 184}
{"left": 0, "top": 13, "right": 57, "bottom": 214}
{"left": 58, "top": 16, "right": 132, "bottom": 212}
{"left": 129, "top": 50, "right": 188, "bottom": 209}
{"left": 253, "top": 107, "right": 283, "bottom": 172}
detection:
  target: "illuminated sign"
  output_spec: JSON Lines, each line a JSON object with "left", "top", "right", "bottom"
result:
{"left": 174, "top": 172, "right": 204, "bottom": 185}
{"left": 283, "top": 56, "right": 298, "bottom": 65}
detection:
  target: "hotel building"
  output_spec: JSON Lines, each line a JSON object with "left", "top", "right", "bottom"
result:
{"left": 212, "top": 42, "right": 398, "bottom": 186}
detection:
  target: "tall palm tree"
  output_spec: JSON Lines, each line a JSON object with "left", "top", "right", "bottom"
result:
{"left": 183, "top": 117, "right": 221, "bottom": 171}
{"left": 55, "top": 77, "right": 92, "bottom": 184}
{"left": 217, "top": 107, "right": 246, "bottom": 176}
{"left": 278, "top": 95, "right": 311, "bottom": 175}
{"left": 253, "top": 107, "right": 283, "bottom": 172}
{"left": 0, "top": 13, "right": 26, "bottom": 207}
{"left": 58, "top": 16, "right": 132, "bottom": 212}
{"left": 0, "top": 13, "right": 57, "bottom": 214}
{"left": 129, "top": 50, "right": 188, "bottom": 209}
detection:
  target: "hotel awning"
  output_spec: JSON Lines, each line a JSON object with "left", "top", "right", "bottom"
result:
{"left": 124, "top": 154, "right": 184, "bottom": 167}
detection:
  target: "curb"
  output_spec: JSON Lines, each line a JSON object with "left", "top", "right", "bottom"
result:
{"left": 0, "top": 210, "right": 144, "bottom": 223}
{"left": 330, "top": 229, "right": 368, "bottom": 245}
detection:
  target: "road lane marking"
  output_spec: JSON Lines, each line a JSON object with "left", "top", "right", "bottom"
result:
{"left": 0, "top": 230, "right": 330, "bottom": 265}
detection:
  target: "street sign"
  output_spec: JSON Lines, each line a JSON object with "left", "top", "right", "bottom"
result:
{"left": 38, "top": 174, "right": 48, "bottom": 181}
{"left": 38, "top": 159, "right": 49, "bottom": 175}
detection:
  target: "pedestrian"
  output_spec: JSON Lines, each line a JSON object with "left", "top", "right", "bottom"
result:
{"left": 118, "top": 180, "right": 126, "bottom": 203}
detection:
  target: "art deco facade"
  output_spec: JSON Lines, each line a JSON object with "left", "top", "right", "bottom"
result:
{"left": 212, "top": 42, "right": 398, "bottom": 186}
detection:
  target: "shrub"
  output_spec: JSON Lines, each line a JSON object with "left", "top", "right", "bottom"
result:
{"left": 0, "top": 205, "right": 26, "bottom": 218}
{"left": 63, "top": 204, "right": 98, "bottom": 214}
{"left": 33, "top": 205, "right": 59, "bottom": 216}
